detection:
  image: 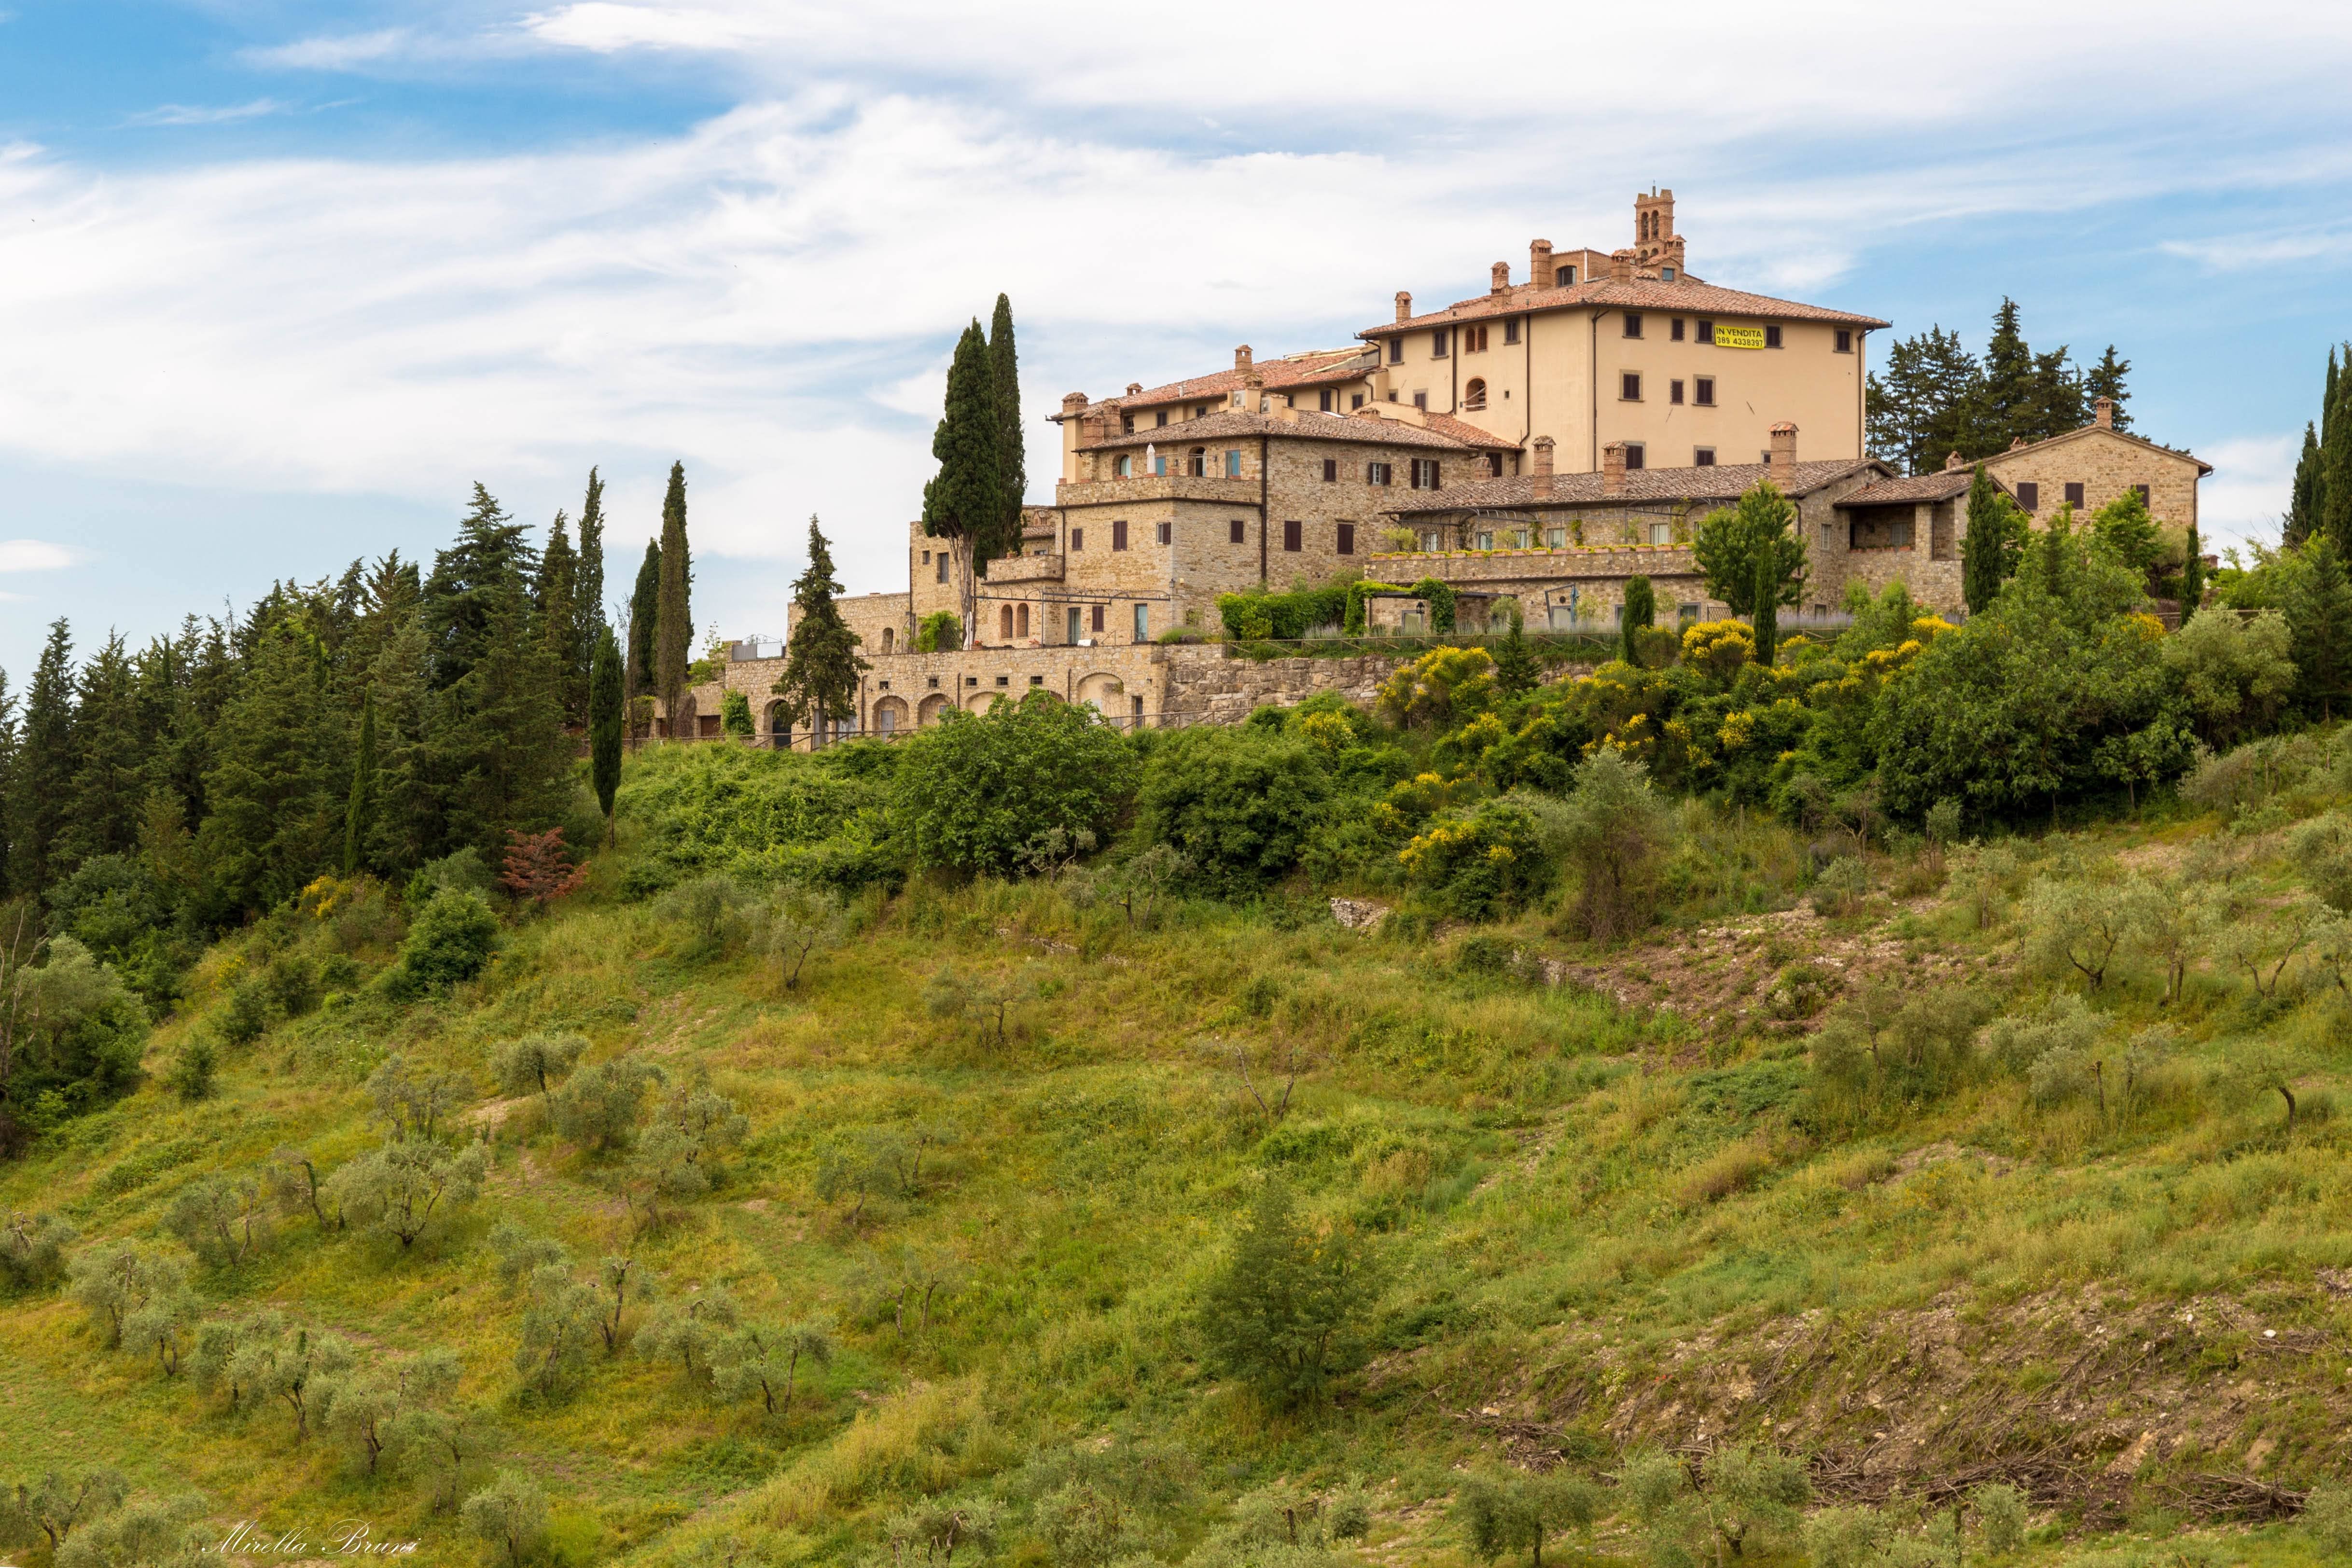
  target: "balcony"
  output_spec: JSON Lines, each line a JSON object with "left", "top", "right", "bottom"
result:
{"left": 1055, "top": 474, "right": 1258, "bottom": 505}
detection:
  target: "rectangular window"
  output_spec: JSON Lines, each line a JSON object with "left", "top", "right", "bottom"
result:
{"left": 1468, "top": 325, "right": 1488, "bottom": 352}
{"left": 1413, "top": 390, "right": 1428, "bottom": 409}
{"left": 1820, "top": 523, "right": 1832, "bottom": 551}
{"left": 1485, "top": 453, "right": 1504, "bottom": 477}
{"left": 1112, "top": 519, "right": 1128, "bottom": 551}
{"left": 1671, "top": 317, "right": 1686, "bottom": 342}
{"left": 935, "top": 553, "right": 950, "bottom": 582}
{"left": 1623, "top": 312, "right": 1643, "bottom": 338}
{"left": 1621, "top": 372, "right": 1642, "bottom": 401}
{"left": 2016, "top": 481, "right": 2039, "bottom": 512}
{"left": 1133, "top": 603, "right": 1148, "bottom": 641}
{"left": 1153, "top": 455, "right": 1167, "bottom": 476}
{"left": 1121, "top": 414, "right": 1135, "bottom": 434}
{"left": 2134, "top": 483, "right": 2151, "bottom": 504}
{"left": 1694, "top": 376, "right": 1715, "bottom": 407}
{"left": 1336, "top": 522, "right": 1355, "bottom": 555}
{"left": 1322, "top": 458, "right": 1338, "bottom": 482}
{"left": 1625, "top": 443, "right": 1646, "bottom": 470}
{"left": 1092, "top": 603, "right": 1105, "bottom": 633}
{"left": 1503, "top": 317, "right": 1520, "bottom": 345}
{"left": 1559, "top": 265, "right": 1576, "bottom": 285}
{"left": 2064, "top": 482, "right": 2086, "bottom": 506}
{"left": 1387, "top": 338, "right": 1402, "bottom": 364}
{"left": 1229, "top": 518, "right": 1246, "bottom": 543}
{"left": 1697, "top": 319, "right": 1714, "bottom": 345}
{"left": 1156, "top": 520, "right": 1172, "bottom": 545}
{"left": 1545, "top": 527, "right": 1566, "bottom": 548}
{"left": 1367, "top": 461, "right": 1392, "bottom": 486}
{"left": 1834, "top": 328, "right": 1853, "bottom": 353}
{"left": 1319, "top": 389, "right": 1333, "bottom": 412}
{"left": 1694, "top": 447, "right": 1716, "bottom": 467}
{"left": 1432, "top": 328, "right": 1449, "bottom": 357}
{"left": 1068, "top": 607, "right": 1082, "bottom": 643}
{"left": 1071, "top": 527, "right": 1084, "bottom": 550}
{"left": 1410, "top": 458, "right": 1441, "bottom": 488}
{"left": 1114, "top": 455, "right": 1132, "bottom": 478}
{"left": 1650, "top": 523, "right": 1672, "bottom": 545}
{"left": 1156, "top": 410, "right": 1169, "bottom": 426}
{"left": 1225, "top": 449, "right": 1242, "bottom": 477}
{"left": 1350, "top": 393, "right": 1364, "bottom": 410}
{"left": 1282, "top": 519, "right": 1302, "bottom": 552}
{"left": 1764, "top": 325, "right": 1783, "bottom": 348}
{"left": 1670, "top": 379, "right": 1685, "bottom": 405}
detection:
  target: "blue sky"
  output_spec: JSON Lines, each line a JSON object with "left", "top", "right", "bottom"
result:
{"left": 4, "top": 0, "right": 2352, "bottom": 680}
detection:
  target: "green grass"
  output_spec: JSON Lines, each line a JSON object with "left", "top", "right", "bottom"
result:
{"left": 8, "top": 756, "right": 2352, "bottom": 1568}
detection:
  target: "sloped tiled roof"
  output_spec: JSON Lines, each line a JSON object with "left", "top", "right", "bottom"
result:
{"left": 1839, "top": 468, "right": 2004, "bottom": 506}
{"left": 1077, "top": 408, "right": 1499, "bottom": 454}
{"left": 1079, "top": 348, "right": 1377, "bottom": 415}
{"left": 1381, "top": 458, "right": 1887, "bottom": 514}
{"left": 1977, "top": 422, "right": 2213, "bottom": 477}
{"left": 1363, "top": 277, "right": 1891, "bottom": 338}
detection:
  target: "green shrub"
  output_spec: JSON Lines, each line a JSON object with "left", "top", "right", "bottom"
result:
{"left": 5, "top": 937, "right": 148, "bottom": 1132}
{"left": 219, "top": 977, "right": 271, "bottom": 1045}
{"left": 893, "top": 693, "right": 1137, "bottom": 878}
{"left": 1217, "top": 582, "right": 1351, "bottom": 641}
{"left": 168, "top": 1037, "right": 217, "bottom": 1102}
{"left": 1195, "top": 1180, "right": 1378, "bottom": 1409}
{"left": 1398, "top": 800, "right": 1552, "bottom": 920}
{"left": 1134, "top": 729, "right": 1332, "bottom": 893}
{"left": 383, "top": 890, "right": 499, "bottom": 998}
{"left": 720, "top": 690, "right": 754, "bottom": 738}
{"left": 915, "top": 611, "right": 963, "bottom": 653}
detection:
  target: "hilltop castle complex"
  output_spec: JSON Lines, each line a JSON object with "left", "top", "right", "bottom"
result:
{"left": 686, "top": 190, "right": 2209, "bottom": 743}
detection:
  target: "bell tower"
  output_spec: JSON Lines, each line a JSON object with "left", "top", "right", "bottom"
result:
{"left": 1633, "top": 186, "right": 1684, "bottom": 274}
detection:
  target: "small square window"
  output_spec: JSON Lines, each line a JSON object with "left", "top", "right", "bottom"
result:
{"left": 1229, "top": 518, "right": 1246, "bottom": 543}
{"left": 1623, "top": 312, "right": 1643, "bottom": 338}
{"left": 1337, "top": 522, "right": 1355, "bottom": 556}
{"left": 1621, "top": 372, "right": 1642, "bottom": 401}
{"left": 1322, "top": 458, "right": 1337, "bottom": 482}
{"left": 1834, "top": 329, "right": 1853, "bottom": 353}
{"left": 1670, "top": 379, "right": 1684, "bottom": 405}
{"left": 1697, "top": 319, "right": 1714, "bottom": 345}
{"left": 996, "top": 675, "right": 1010, "bottom": 686}
{"left": 1282, "top": 519, "right": 1302, "bottom": 552}
{"left": 927, "top": 676, "right": 939, "bottom": 689}
{"left": 1670, "top": 317, "right": 1685, "bottom": 342}
{"left": 2016, "top": 482, "right": 2039, "bottom": 512}
{"left": 1624, "top": 444, "right": 1646, "bottom": 470}
{"left": 1156, "top": 520, "right": 1172, "bottom": 545}
{"left": 1651, "top": 523, "right": 1672, "bottom": 545}
{"left": 1694, "top": 376, "right": 1714, "bottom": 407}
{"left": 1694, "top": 447, "right": 1716, "bottom": 467}
{"left": 1503, "top": 317, "right": 1520, "bottom": 345}
{"left": 1155, "top": 410, "right": 1169, "bottom": 426}
{"left": 1031, "top": 674, "right": 1045, "bottom": 685}
{"left": 920, "top": 549, "right": 930, "bottom": 564}
{"left": 1764, "top": 325, "right": 1783, "bottom": 348}
{"left": 2064, "top": 482, "right": 2086, "bottom": 506}
{"left": 966, "top": 676, "right": 977, "bottom": 687}
{"left": 1071, "top": 527, "right": 1084, "bottom": 550}
{"left": 1350, "top": 393, "right": 1365, "bottom": 410}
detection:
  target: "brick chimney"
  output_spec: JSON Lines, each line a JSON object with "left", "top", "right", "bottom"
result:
{"left": 1126, "top": 382, "right": 1142, "bottom": 397}
{"left": 1769, "top": 422, "right": 1797, "bottom": 486}
{"left": 1235, "top": 344, "right": 1253, "bottom": 373}
{"left": 1530, "top": 239, "right": 1554, "bottom": 289}
{"left": 2094, "top": 396, "right": 2114, "bottom": 429}
{"left": 1060, "top": 391, "right": 1089, "bottom": 416}
{"left": 1531, "top": 435, "right": 1556, "bottom": 501}
{"left": 1395, "top": 290, "right": 1412, "bottom": 323}
{"left": 1609, "top": 249, "right": 1635, "bottom": 284}
{"left": 1602, "top": 441, "right": 1626, "bottom": 498}
{"left": 1490, "top": 261, "right": 1510, "bottom": 295}
{"left": 1944, "top": 450, "right": 1965, "bottom": 471}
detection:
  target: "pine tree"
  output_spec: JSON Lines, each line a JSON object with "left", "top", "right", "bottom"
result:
{"left": 1961, "top": 463, "right": 2008, "bottom": 615}
{"left": 988, "top": 295, "right": 1026, "bottom": 546}
{"left": 655, "top": 463, "right": 693, "bottom": 739}
{"left": 1619, "top": 576, "right": 1655, "bottom": 666}
{"left": 1493, "top": 607, "right": 1541, "bottom": 694}
{"left": 1751, "top": 552, "right": 1779, "bottom": 669}
{"left": 194, "top": 623, "right": 340, "bottom": 918}
{"left": 1974, "top": 298, "right": 2038, "bottom": 454}
{"left": 422, "top": 486, "right": 539, "bottom": 691}
{"left": 1866, "top": 325, "right": 1980, "bottom": 474}
{"left": 344, "top": 688, "right": 376, "bottom": 874}
{"left": 2288, "top": 535, "right": 2352, "bottom": 722}
{"left": 9, "top": 621, "right": 75, "bottom": 898}
{"left": 575, "top": 468, "right": 607, "bottom": 717}
{"left": 2289, "top": 422, "right": 2324, "bottom": 547}
{"left": 428, "top": 548, "right": 572, "bottom": 857}
{"left": 2082, "top": 346, "right": 2132, "bottom": 431}
{"left": 771, "top": 518, "right": 869, "bottom": 745}
{"left": 63, "top": 633, "right": 145, "bottom": 869}
{"left": 363, "top": 616, "right": 437, "bottom": 874}
{"left": 922, "top": 321, "right": 1004, "bottom": 631}
{"left": 537, "top": 510, "right": 580, "bottom": 724}
{"left": 589, "top": 624, "right": 624, "bottom": 847}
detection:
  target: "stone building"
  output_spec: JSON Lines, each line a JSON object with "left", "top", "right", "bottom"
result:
{"left": 1977, "top": 397, "right": 2210, "bottom": 535}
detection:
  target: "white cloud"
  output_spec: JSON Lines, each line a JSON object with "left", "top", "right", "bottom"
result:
{"left": 2197, "top": 433, "right": 2300, "bottom": 553}
{"left": 0, "top": 539, "right": 75, "bottom": 571}
{"left": 242, "top": 29, "right": 418, "bottom": 70}
{"left": 124, "top": 98, "right": 292, "bottom": 128}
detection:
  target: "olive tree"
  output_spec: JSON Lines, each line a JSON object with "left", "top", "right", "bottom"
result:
{"left": 66, "top": 1240, "right": 190, "bottom": 1352}
{"left": 328, "top": 1138, "right": 488, "bottom": 1249}
{"left": 164, "top": 1172, "right": 273, "bottom": 1269}
{"left": 1539, "top": 752, "right": 1674, "bottom": 941}
{"left": 321, "top": 1349, "right": 461, "bottom": 1475}
{"left": 491, "top": 1033, "right": 587, "bottom": 1111}
{"left": 0, "top": 1208, "right": 78, "bottom": 1292}
{"left": 1, "top": 1467, "right": 129, "bottom": 1550}
{"left": 514, "top": 1263, "right": 600, "bottom": 1395}
{"left": 365, "top": 1054, "right": 473, "bottom": 1140}
{"left": 713, "top": 1318, "right": 834, "bottom": 1416}
{"left": 551, "top": 1055, "right": 663, "bottom": 1153}
{"left": 462, "top": 1471, "right": 549, "bottom": 1568}
{"left": 1456, "top": 1469, "right": 1601, "bottom": 1567}
{"left": 636, "top": 1290, "right": 740, "bottom": 1390}
{"left": 53, "top": 1490, "right": 209, "bottom": 1568}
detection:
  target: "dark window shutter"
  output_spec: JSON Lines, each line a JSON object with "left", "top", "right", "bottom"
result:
{"left": 1092, "top": 604, "right": 1104, "bottom": 633}
{"left": 1113, "top": 519, "right": 1128, "bottom": 550}
{"left": 2016, "top": 482, "right": 2038, "bottom": 512}
{"left": 1229, "top": 518, "right": 1246, "bottom": 543}
{"left": 1322, "top": 458, "right": 1337, "bottom": 482}
{"left": 1071, "top": 527, "right": 1083, "bottom": 550}
{"left": 1337, "top": 523, "right": 1354, "bottom": 555}
{"left": 2135, "top": 484, "right": 2150, "bottom": 504}
{"left": 1284, "top": 519, "right": 1302, "bottom": 552}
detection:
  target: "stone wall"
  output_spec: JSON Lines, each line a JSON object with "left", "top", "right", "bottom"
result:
{"left": 1984, "top": 428, "right": 2203, "bottom": 533}
{"left": 1367, "top": 543, "right": 1722, "bottom": 625}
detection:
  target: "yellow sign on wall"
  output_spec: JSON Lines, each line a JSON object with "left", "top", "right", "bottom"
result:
{"left": 1712, "top": 324, "right": 1766, "bottom": 350}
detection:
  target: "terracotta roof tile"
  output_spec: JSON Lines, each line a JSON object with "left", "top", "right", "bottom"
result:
{"left": 1076, "top": 408, "right": 1485, "bottom": 454}
{"left": 1976, "top": 422, "right": 2213, "bottom": 476}
{"left": 1839, "top": 469, "right": 1999, "bottom": 506}
{"left": 1363, "top": 277, "right": 1891, "bottom": 338}
{"left": 1083, "top": 348, "right": 1376, "bottom": 414}
{"left": 1381, "top": 457, "right": 1886, "bottom": 513}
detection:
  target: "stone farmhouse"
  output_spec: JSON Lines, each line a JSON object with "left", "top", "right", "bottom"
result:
{"left": 682, "top": 190, "right": 2209, "bottom": 743}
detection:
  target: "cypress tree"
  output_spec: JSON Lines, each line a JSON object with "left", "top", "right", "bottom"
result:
{"left": 2328, "top": 371, "right": 2352, "bottom": 550}
{"left": 922, "top": 320, "right": 1003, "bottom": 632}
{"left": 1751, "top": 551, "right": 1779, "bottom": 669}
{"left": 2037, "top": 503, "right": 2076, "bottom": 603}
{"left": 655, "top": 462, "right": 693, "bottom": 739}
{"left": 1961, "top": 463, "right": 2007, "bottom": 614}
{"left": 772, "top": 517, "right": 869, "bottom": 745}
{"left": 0, "top": 671, "right": 16, "bottom": 899}
{"left": 9, "top": 621, "right": 75, "bottom": 898}
{"left": 344, "top": 687, "right": 376, "bottom": 874}
{"left": 589, "top": 624, "right": 624, "bottom": 846}
{"left": 1619, "top": 576, "right": 1655, "bottom": 666}
{"left": 989, "top": 294, "right": 1026, "bottom": 547}
{"left": 628, "top": 541, "right": 660, "bottom": 693}
{"left": 2179, "top": 521, "right": 2204, "bottom": 625}
{"left": 2289, "top": 422, "right": 2323, "bottom": 547}
{"left": 538, "top": 509, "right": 580, "bottom": 722}
{"left": 575, "top": 467, "right": 607, "bottom": 713}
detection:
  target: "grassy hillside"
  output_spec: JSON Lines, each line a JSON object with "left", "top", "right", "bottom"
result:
{"left": 8, "top": 734, "right": 2352, "bottom": 1568}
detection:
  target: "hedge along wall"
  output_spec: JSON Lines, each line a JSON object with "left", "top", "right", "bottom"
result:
{"left": 1217, "top": 583, "right": 1352, "bottom": 640}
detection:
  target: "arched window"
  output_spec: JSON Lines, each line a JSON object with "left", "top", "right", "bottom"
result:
{"left": 880, "top": 626, "right": 894, "bottom": 654}
{"left": 767, "top": 703, "right": 791, "bottom": 749}
{"left": 1016, "top": 603, "right": 1030, "bottom": 638}
{"left": 1462, "top": 378, "right": 1488, "bottom": 411}
{"left": 999, "top": 604, "right": 1014, "bottom": 640}
{"left": 1188, "top": 446, "right": 1206, "bottom": 477}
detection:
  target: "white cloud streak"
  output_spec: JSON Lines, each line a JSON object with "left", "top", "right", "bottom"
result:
{"left": 0, "top": 539, "right": 76, "bottom": 571}
{"left": 124, "top": 98, "right": 292, "bottom": 128}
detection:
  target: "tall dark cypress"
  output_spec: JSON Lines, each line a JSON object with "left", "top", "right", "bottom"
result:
{"left": 2289, "top": 423, "right": 2324, "bottom": 547}
{"left": 575, "top": 468, "right": 607, "bottom": 698}
{"left": 1619, "top": 577, "right": 1654, "bottom": 666}
{"left": 988, "top": 294, "right": 1026, "bottom": 545}
{"left": 344, "top": 687, "right": 376, "bottom": 874}
{"left": 1960, "top": 463, "right": 2007, "bottom": 615}
{"left": 9, "top": 621, "right": 75, "bottom": 899}
{"left": 627, "top": 541, "right": 660, "bottom": 745}
{"left": 538, "top": 509, "right": 580, "bottom": 723}
{"left": 2327, "top": 369, "right": 2352, "bottom": 550}
{"left": 1751, "top": 552, "right": 1779, "bottom": 669}
{"left": 0, "top": 670, "right": 16, "bottom": 899}
{"left": 655, "top": 462, "right": 694, "bottom": 738}
{"left": 2288, "top": 535, "right": 2352, "bottom": 722}
{"left": 589, "top": 624, "right": 624, "bottom": 846}
{"left": 921, "top": 320, "right": 1003, "bottom": 632}
{"left": 2179, "top": 522, "right": 2204, "bottom": 625}
{"left": 771, "top": 517, "right": 869, "bottom": 744}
